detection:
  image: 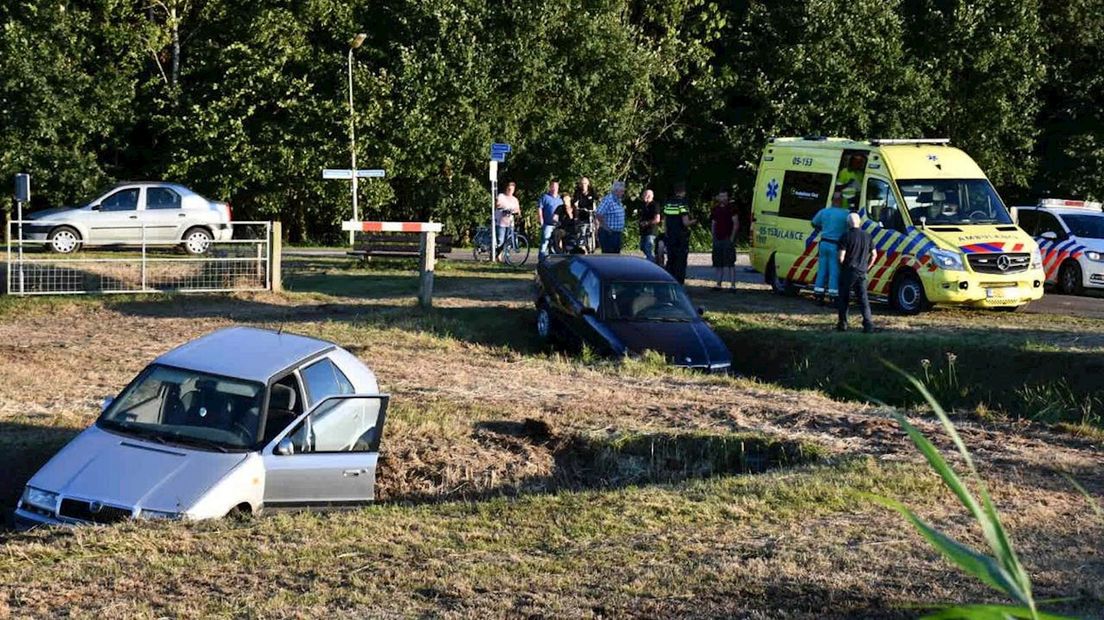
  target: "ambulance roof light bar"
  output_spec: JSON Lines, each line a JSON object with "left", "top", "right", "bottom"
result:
{"left": 870, "top": 138, "right": 951, "bottom": 146}
{"left": 1039, "top": 198, "right": 1103, "bottom": 210}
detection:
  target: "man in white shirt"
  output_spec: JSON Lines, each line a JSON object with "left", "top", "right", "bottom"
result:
{"left": 495, "top": 181, "right": 521, "bottom": 260}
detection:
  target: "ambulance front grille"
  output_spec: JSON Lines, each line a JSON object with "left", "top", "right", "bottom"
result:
{"left": 967, "top": 253, "right": 1030, "bottom": 275}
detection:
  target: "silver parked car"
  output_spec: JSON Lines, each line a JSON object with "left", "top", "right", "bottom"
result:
{"left": 15, "top": 327, "right": 389, "bottom": 528}
{"left": 23, "top": 182, "right": 233, "bottom": 255}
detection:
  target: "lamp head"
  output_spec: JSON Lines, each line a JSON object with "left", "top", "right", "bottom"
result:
{"left": 349, "top": 33, "right": 367, "bottom": 49}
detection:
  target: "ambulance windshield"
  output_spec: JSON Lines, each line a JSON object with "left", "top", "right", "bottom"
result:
{"left": 897, "top": 179, "right": 1013, "bottom": 226}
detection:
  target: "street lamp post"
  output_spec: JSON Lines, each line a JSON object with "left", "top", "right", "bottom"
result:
{"left": 347, "top": 33, "right": 366, "bottom": 245}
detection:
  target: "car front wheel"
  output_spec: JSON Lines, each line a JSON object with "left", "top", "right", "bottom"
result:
{"left": 1057, "top": 260, "right": 1084, "bottom": 295}
{"left": 182, "top": 227, "right": 213, "bottom": 255}
{"left": 536, "top": 304, "right": 553, "bottom": 341}
{"left": 48, "top": 227, "right": 82, "bottom": 254}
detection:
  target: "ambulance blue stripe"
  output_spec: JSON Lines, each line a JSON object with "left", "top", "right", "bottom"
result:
{"left": 902, "top": 235, "right": 927, "bottom": 255}
{"left": 873, "top": 229, "right": 893, "bottom": 249}
{"left": 916, "top": 241, "right": 936, "bottom": 256}
{"left": 885, "top": 233, "right": 909, "bottom": 254}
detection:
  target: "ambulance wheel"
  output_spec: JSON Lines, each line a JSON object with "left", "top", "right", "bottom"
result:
{"left": 766, "top": 256, "right": 795, "bottom": 296}
{"left": 1057, "top": 261, "right": 1084, "bottom": 296}
{"left": 891, "top": 271, "right": 928, "bottom": 315}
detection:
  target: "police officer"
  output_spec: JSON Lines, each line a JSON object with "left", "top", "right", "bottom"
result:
{"left": 811, "top": 188, "right": 850, "bottom": 303}
{"left": 663, "top": 184, "right": 695, "bottom": 284}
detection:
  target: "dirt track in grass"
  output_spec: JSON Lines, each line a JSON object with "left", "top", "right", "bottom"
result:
{"left": 0, "top": 264, "right": 1102, "bottom": 617}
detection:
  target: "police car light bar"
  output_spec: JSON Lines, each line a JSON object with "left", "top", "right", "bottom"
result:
{"left": 1039, "top": 198, "right": 1103, "bottom": 210}
{"left": 870, "top": 138, "right": 951, "bottom": 146}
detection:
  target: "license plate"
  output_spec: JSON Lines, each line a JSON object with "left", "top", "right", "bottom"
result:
{"left": 986, "top": 288, "right": 1006, "bottom": 299}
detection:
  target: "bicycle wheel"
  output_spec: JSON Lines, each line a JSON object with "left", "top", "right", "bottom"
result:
{"left": 505, "top": 234, "right": 530, "bottom": 267}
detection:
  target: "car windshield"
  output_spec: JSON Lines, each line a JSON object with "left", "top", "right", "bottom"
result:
{"left": 1062, "top": 214, "right": 1104, "bottom": 239}
{"left": 603, "top": 281, "right": 698, "bottom": 322}
{"left": 897, "top": 179, "right": 1013, "bottom": 225}
{"left": 98, "top": 364, "right": 264, "bottom": 451}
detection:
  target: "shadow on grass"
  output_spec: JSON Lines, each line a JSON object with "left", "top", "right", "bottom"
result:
{"left": 0, "top": 422, "right": 80, "bottom": 530}
{"left": 388, "top": 422, "right": 822, "bottom": 506}
{"left": 714, "top": 322, "right": 1104, "bottom": 426}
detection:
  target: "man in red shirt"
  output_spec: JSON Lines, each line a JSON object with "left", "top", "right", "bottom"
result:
{"left": 710, "top": 191, "right": 739, "bottom": 289}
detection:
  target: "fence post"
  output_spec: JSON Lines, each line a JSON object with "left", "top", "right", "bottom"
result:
{"left": 418, "top": 230, "right": 436, "bottom": 308}
{"left": 270, "top": 221, "right": 282, "bottom": 292}
{"left": 141, "top": 225, "right": 147, "bottom": 291}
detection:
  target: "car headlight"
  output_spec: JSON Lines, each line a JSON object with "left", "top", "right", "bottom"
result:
{"left": 1031, "top": 248, "right": 1044, "bottom": 269}
{"left": 139, "top": 509, "right": 182, "bottom": 520}
{"left": 1086, "top": 251, "right": 1104, "bottom": 263}
{"left": 928, "top": 248, "right": 965, "bottom": 271}
{"left": 21, "top": 486, "right": 58, "bottom": 512}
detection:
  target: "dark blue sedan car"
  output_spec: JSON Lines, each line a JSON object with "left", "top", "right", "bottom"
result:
{"left": 534, "top": 255, "right": 732, "bottom": 372}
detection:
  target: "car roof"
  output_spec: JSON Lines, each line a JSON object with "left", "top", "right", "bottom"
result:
{"left": 154, "top": 327, "right": 335, "bottom": 383}
{"left": 570, "top": 255, "right": 676, "bottom": 282}
{"left": 1018, "top": 205, "right": 1103, "bottom": 217}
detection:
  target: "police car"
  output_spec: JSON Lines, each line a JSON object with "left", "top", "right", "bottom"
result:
{"left": 1014, "top": 199, "right": 1104, "bottom": 295}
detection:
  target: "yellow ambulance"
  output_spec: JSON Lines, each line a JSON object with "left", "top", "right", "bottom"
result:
{"left": 749, "top": 137, "right": 1045, "bottom": 313}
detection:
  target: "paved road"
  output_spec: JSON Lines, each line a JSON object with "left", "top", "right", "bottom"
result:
{"left": 284, "top": 247, "right": 1104, "bottom": 319}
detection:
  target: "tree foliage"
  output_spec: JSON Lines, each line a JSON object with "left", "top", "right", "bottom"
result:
{"left": 0, "top": 0, "right": 1099, "bottom": 238}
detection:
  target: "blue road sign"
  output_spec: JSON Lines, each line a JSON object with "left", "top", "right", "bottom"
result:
{"left": 490, "top": 143, "right": 511, "bottom": 163}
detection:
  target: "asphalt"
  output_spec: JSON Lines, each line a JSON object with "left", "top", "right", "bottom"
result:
{"left": 283, "top": 247, "right": 1104, "bottom": 319}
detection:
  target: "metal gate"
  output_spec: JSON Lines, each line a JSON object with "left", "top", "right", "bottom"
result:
{"left": 5, "top": 221, "right": 273, "bottom": 296}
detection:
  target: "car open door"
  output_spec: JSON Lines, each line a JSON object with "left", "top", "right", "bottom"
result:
{"left": 261, "top": 394, "right": 388, "bottom": 509}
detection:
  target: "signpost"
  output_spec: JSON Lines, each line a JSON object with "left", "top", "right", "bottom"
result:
{"left": 322, "top": 168, "right": 386, "bottom": 243}
{"left": 12, "top": 173, "right": 29, "bottom": 295}
{"left": 488, "top": 143, "right": 511, "bottom": 260}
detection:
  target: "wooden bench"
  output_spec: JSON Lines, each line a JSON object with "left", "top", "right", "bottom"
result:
{"left": 346, "top": 233, "right": 453, "bottom": 260}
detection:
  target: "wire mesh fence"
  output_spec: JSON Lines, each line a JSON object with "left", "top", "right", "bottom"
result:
{"left": 5, "top": 222, "right": 272, "bottom": 296}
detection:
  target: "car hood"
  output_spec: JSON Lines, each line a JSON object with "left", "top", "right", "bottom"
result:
{"left": 604, "top": 319, "right": 731, "bottom": 368}
{"left": 26, "top": 207, "right": 79, "bottom": 220}
{"left": 27, "top": 425, "right": 249, "bottom": 513}
{"left": 919, "top": 226, "right": 1036, "bottom": 255}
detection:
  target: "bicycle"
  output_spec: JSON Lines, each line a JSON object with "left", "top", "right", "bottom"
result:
{"left": 472, "top": 226, "right": 530, "bottom": 267}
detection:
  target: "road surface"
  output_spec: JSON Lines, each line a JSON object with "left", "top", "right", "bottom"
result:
{"left": 283, "top": 247, "right": 1104, "bottom": 319}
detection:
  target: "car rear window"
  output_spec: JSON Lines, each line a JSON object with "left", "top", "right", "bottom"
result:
{"left": 147, "top": 187, "right": 182, "bottom": 210}
{"left": 301, "top": 358, "right": 355, "bottom": 404}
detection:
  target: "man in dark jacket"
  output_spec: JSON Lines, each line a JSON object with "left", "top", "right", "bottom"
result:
{"left": 836, "top": 213, "right": 878, "bottom": 333}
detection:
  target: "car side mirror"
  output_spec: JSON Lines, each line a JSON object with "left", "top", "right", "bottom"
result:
{"left": 1040, "top": 231, "right": 1058, "bottom": 241}
{"left": 101, "top": 396, "right": 114, "bottom": 413}
{"left": 90, "top": 204, "right": 101, "bottom": 211}
{"left": 275, "top": 438, "right": 294, "bottom": 456}
{"left": 580, "top": 306, "right": 596, "bottom": 316}
{"left": 697, "top": 307, "right": 705, "bottom": 317}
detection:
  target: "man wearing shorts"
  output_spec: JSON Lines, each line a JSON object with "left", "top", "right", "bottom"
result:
{"left": 710, "top": 191, "right": 738, "bottom": 289}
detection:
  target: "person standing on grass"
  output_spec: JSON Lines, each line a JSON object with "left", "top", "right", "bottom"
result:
{"left": 837, "top": 212, "right": 877, "bottom": 333}
{"left": 573, "top": 177, "right": 598, "bottom": 251}
{"left": 663, "top": 183, "right": 694, "bottom": 284}
{"left": 537, "top": 179, "right": 563, "bottom": 262}
{"left": 553, "top": 193, "right": 577, "bottom": 253}
{"left": 810, "top": 188, "right": 849, "bottom": 304}
{"left": 710, "top": 191, "right": 739, "bottom": 289}
{"left": 495, "top": 181, "right": 521, "bottom": 260}
{"left": 595, "top": 181, "right": 627, "bottom": 254}
{"left": 637, "top": 189, "right": 660, "bottom": 262}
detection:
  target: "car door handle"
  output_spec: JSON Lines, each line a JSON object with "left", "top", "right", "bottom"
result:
{"left": 129, "top": 215, "right": 138, "bottom": 219}
{"left": 343, "top": 468, "right": 368, "bottom": 477}
{"left": 178, "top": 213, "right": 187, "bottom": 217}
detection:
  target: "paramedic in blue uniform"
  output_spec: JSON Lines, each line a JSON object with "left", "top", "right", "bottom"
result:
{"left": 810, "top": 188, "right": 850, "bottom": 304}
{"left": 837, "top": 212, "right": 877, "bottom": 333}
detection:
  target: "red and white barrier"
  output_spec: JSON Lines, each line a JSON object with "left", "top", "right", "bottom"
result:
{"left": 342, "top": 221, "right": 443, "bottom": 233}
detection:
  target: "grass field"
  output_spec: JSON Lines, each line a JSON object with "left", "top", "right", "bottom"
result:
{"left": 0, "top": 257, "right": 1101, "bottom": 618}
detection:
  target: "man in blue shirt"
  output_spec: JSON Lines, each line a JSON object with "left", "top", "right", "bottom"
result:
{"left": 810, "top": 188, "right": 850, "bottom": 303}
{"left": 595, "top": 181, "right": 627, "bottom": 253}
{"left": 537, "top": 179, "right": 563, "bottom": 262}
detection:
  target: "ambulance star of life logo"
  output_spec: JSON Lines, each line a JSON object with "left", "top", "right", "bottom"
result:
{"left": 766, "top": 179, "right": 779, "bottom": 201}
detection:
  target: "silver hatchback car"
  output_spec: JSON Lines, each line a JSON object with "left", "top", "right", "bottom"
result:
{"left": 15, "top": 327, "right": 389, "bottom": 528}
{"left": 24, "top": 182, "right": 233, "bottom": 255}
